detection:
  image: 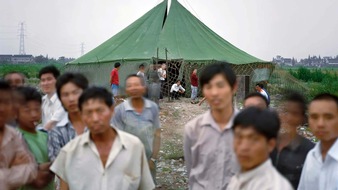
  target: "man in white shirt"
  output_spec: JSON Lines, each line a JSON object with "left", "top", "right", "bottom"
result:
{"left": 50, "top": 87, "right": 154, "bottom": 190}
{"left": 170, "top": 80, "right": 185, "bottom": 100}
{"left": 255, "top": 83, "right": 269, "bottom": 104}
{"left": 157, "top": 63, "right": 166, "bottom": 99}
{"left": 136, "top": 64, "right": 147, "bottom": 85}
{"left": 39, "top": 65, "right": 66, "bottom": 131}
{"left": 298, "top": 93, "right": 338, "bottom": 190}
{"left": 228, "top": 107, "right": 293, "bottom": 190}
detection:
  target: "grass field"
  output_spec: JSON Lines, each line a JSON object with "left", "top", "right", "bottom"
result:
{"left": 0, "top": 63, "right": 65, "bottom": 79}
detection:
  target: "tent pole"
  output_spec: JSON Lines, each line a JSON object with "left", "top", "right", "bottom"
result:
{"left": 165, "top": 48, "right": 170, "bottom": 101}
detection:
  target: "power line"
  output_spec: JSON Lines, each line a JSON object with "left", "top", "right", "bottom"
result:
{"left": 18, "top": 22, "right": 26, "bottom": 55}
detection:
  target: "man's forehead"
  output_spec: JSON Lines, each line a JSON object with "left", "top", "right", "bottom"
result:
{"left": 309, "top": 99, "right": 338, "bottom": 111}
{"left": 82, "top": 99, "right": 108, "bottom": 108}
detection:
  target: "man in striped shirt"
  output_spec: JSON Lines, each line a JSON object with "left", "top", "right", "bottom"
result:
{"left": 47, "top": 73, "right": 88, "bottom": 161}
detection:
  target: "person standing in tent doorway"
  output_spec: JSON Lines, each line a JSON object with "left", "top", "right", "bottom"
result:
{"left": 110, "top": 62, "right": 121, "bottom": 98}
{"left": 190, "top": 68, "right": 198, "bottom": 104}
{"left": 137, "top": 63, "right": 148, "bottom": 98}
{"left": 147, "top": 64, "right": 161, "bottom": 106}
{"left": 255, "top": 83, "right": 270, "bottom": 105}
{"left": 137, "top": 64, "right": 147, "bottom": 86}
{"left": 158, "top": 63, "right": 166, "bottom": 99}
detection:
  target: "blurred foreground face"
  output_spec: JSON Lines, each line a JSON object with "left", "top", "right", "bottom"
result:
{"left": 233, "top": 126, "right": 274, "bottom": 172}
{"left": 81, "top": 99, "right": 113, "bottom": 135}
{"left": 244, "top": 96, "right": 267, "bottom": 110}
{"left": 40, "top": 73, "right": 57, "bottom": 95}
{"left": 281, "top": 101, "right": 304, "bottom": 128}
{"left": 308, "top": 100, "right": 338, "bottom": 142}
{"left": 202, "top": 74, "right": 235, "bottom": 111}
{"left": 60, "top": 82, "right": 83, "bottom": 113}
{"left": 17, "top": 101, "right": 41, "bottom": 130}
{"left": 125, "top": 76, "right": 145, "bottom": 98}
{"left": 5, "top": 73, "right": 24, "bottom": 89}
{"left": 0, "top": 90, "right": 12, "bottom": 128}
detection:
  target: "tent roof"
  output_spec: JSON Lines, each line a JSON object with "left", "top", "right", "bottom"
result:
{"left": 70, "top": 0, "right": 167, "bottom": 64}
{"left": 158, "top": 0, "right": 264, "bottom": 64}
{"left": 69, "top": 0, "right": 265, "bottom": 65}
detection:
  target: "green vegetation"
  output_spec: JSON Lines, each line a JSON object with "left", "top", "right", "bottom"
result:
{"left": 0, "top": 63, "right": 65, "bottom": 79}
{"left": 288, "top": 67, "right": 338, "bottom": 98}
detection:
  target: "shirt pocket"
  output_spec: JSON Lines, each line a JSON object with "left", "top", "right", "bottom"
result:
{"left": 122, "top": 174, "right": 141, "bottom": 190}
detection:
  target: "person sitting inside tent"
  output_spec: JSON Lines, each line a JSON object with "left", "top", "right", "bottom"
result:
{"left": 170, "top": 80, "right": 185, "bottom": 100}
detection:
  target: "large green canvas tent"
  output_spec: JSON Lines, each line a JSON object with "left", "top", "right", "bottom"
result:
{"left": 66, "top": 0, "right": 273, "bottom": 97}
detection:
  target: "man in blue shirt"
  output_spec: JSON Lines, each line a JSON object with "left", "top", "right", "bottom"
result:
{"left": 112, "top": 74, "right": 161, "bottom": 183}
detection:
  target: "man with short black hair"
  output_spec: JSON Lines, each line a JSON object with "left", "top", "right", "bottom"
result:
{"left": 243, "top": 92, "right": 269, "bottom": 109}
{"left": 228, "top": 107, "right": 293, "bottom": 190}
{"left": 48, "top": 72, "right": 89, "bottom": 161}
{"left": 39, "top": 65, "right": 66, "bottom": 131}
{"left": 255, "top": 83, "right": 269, "bottom": 105}
{"left": 110, "top": 62, "right": 121, "bottom": 97}
{"left": 170, "top": 80, "right": 185, "bottom": 100}
{"left": 184, "top": 62, "right": 239, "bottom": 190}
{"left": 15, "top": 86, "right": 55, "bottom": 190}
{"left": 298, "top": 93, "right": 338, "bottom": 190}
{"left": 50, "top": 87, "right": 155, "bottom": 190}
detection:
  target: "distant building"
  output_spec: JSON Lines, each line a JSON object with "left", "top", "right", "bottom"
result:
{"left": 0, "top": 55, "right": 12, "bottom": 63}
{"left": 11, "top": 54, "right": 34, "bottom": 63}
{"left": 327, "top": 58, "right": 338, "bottom": 66}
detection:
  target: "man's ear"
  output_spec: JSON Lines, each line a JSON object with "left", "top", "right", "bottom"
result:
{"left": 267, "top": 138, "right": 277, "bottom": 153}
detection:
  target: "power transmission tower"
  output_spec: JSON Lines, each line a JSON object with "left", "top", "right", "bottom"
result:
{"left": 81, "top": 42, "right": 85, "bottom": 56}
{"left": 19, "top": 22, "right": 26, "bottom": 55}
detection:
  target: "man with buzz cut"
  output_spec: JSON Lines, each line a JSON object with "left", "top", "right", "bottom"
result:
{"left": 112, "top": 74, "right": 161, "bottom": 183}
{"left": 228, "top": 107, "right": 293, "bottom": 190}
{"left": 298, "top": 93, "right": 338, "bottom": 190}
{"left": 50, "top": 87, "right": 155, "bottom": 190}
{"left": 184, "top": 63, "right": 239, "bottom": 190}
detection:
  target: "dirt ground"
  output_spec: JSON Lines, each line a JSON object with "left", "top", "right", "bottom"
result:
{"left": 156, "top": 98, "right": 208, "bottom": 190}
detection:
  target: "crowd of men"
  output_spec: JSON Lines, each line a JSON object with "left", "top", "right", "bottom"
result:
{"left": 0, "top": 63, "right": 337, "bottom": 190}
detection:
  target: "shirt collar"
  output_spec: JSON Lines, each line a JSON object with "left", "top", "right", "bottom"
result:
{"left": 125, "top": 98, "right": 151, "bottom": 111}
{"left": 200, "top": 109, "right": 238, "bottom": 131}
{"left": 328, "top": 138, "right": 338, "bottom": 161}
{"left": 43, "top": 92, "right": 58, "bottom": 103}
{"left": 79, "top": 127, "right": 127, "bottom": 150}
{"left": 236, "top": 159, "right": 272, "bottom": 182}
{"left": 313, "top": 138, "right": 338, "bottom": 162}
{"left": 55, "top": 116, "right": 70, "bottom": 127}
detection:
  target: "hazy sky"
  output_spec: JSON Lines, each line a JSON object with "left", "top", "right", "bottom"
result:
{"left": 1, "top": 0, "right": 338, "bottom": 60}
